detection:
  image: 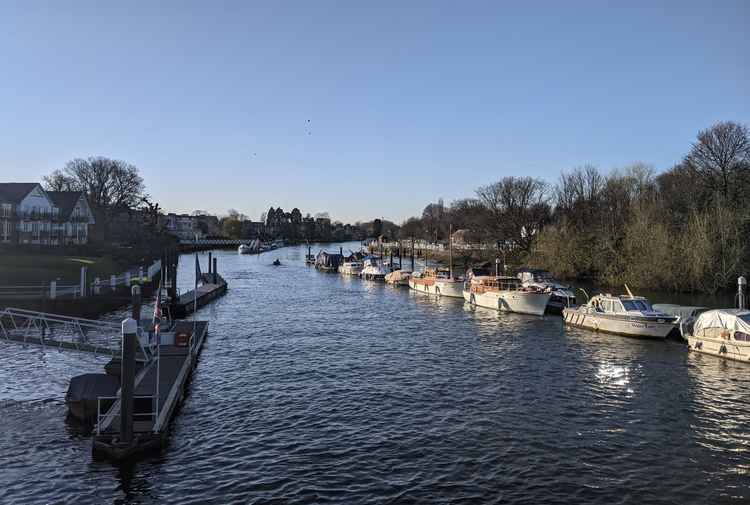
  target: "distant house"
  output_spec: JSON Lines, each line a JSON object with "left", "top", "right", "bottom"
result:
{"left": 241, "top": 221, "right": 265, "bottom": 239}
{"left": 161, "top": 213, "right": 204, "bottom": 241}
{"left": 0, "top": 183, "right": 95, "bottom": 246}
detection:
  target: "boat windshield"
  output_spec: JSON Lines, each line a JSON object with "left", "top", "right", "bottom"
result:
{"left": 622, "top": 299, "right": 651, "bottom": 312}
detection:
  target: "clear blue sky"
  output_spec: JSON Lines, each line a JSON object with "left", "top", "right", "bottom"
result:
{"left": 1, "top": 1, "right": 747, "bottom": 224}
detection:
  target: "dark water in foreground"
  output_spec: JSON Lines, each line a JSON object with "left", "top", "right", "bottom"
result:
{"left": 1, "top": 242, "right": 749, "bottom": 504}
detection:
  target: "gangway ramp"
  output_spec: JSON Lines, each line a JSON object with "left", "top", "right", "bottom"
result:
{"left": 0, "top": 307, "right": 153, "bottom": 360}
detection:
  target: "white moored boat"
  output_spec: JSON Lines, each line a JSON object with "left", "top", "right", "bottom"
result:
{"left": 385, "top": 270, "right": 411, "bottom": 286}
{"left": 361, "top": 256, "right": 391, "bottom": 281}
{"left": 682, "top": 309, "right": 750, "bottom": 363}
{"left": 339, "top": 260, "right": 364, "bottom": 276}
{"left": 562, "top": 291, "right": 677, "bottom": 338}
{"left": 517, "top": 268, "right": 576, "bottom": 314}
{"left": 409, "top": 268, "right": 464, "bottom": 298}
{"left": 464, "top": 276, "right": 551, "bottom": 316}
{"left": 238, "top": 243, "right": 253, "bottom": 254}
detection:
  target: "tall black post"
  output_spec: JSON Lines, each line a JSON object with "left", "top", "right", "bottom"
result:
{"left": 208, "top": 252, "right": 213, "bottom": 274}
{"left": 168, "top": 250, "right": 177, "bottom": 301}
{"left": 213, "top": 257, "right": 218, "bottom": 284}
{"left": 131, "top": 284, "right": 141, "bottom": 323}
{"left": 411, "top": 237, "right": 415, "bottom": 271}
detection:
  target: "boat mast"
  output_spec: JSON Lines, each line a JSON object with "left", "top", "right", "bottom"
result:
{"left": 449, "top": 223, "right": 453, "bottom": 279}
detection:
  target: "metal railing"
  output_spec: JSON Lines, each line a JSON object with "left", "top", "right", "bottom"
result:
{"left": 96, "top": 394, "right": 158, "bottom": 435}
{"left": 0, "top": 307, "right": 153, "bottom": 360}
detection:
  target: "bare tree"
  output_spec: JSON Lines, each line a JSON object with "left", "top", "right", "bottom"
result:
{"left": 476, "top": 177, "right": 550, "bottom": 252}
{"left": 683, "top": 121, "right": 750, "bottom": 204}
{"left": 46, "top": 157, "right": 146, "bottom": 210}
{"left": 43, "top": 170, "right": 78, "bottom": 191}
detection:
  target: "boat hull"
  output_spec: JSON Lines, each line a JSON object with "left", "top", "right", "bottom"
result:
{"left": 464, "top": 289, "right": 550, "bottom": 316}
{"left": 409, "top": 278, "right": 464, "bottom": 298}
{"left": 339, "top": 266, "right": 363, "bottom": 276}
{"left": 686, "top": 336, "right": 750, "bottom": 363}
{"left": 562, "top": 309, "right": 674, "bottom": 338}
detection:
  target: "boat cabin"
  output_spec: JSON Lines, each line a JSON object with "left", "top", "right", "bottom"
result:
{"left": 517, "top": 268, "right": 555, "bottom": 284}
{"left": 468, "top": 276, "right": 522, "bottom": 293}
{"left": 589, "top": 294, "right": 654, "bottom": 314}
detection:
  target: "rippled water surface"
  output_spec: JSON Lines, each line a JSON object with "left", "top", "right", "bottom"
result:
{"left": 1, "top": 242, "right": 749, "bottom": 504}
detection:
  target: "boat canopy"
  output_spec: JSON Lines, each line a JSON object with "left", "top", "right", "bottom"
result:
{"left": 694, "top": 309, "right": 750, "bottom": 335}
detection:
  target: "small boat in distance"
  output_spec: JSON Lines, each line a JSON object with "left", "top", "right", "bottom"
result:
{"left": 409, "top": 267, "right": 464, "bottom": 298}
{"left": 238, "top": 244, "right": 252, "bottom": 254}
{"left": 339, "top": 260, "right": 364, "bottom": 276}
{"left": 464, "top": 275, "right": 551, "bottom": 316}
{"left": 272, "top": 259, "right": 281, "bottom": 266}
{"left": 361, "top": 256, "right": 391, "bottom": 281}
{"left": 562, "top": 288, "right": 676, "bottom": 338}
{"left": 517, "top": 268, "right": 576, "bottom": 313}
{"left": 409, "top": 224, "right": 463, "bottom": 297}
{"left": 385, "top": 269, "right": 411, "bottom": 286}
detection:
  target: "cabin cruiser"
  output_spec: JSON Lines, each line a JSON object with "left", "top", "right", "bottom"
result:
{"left": 517, "top": 268, "right": 576, "bottom": 313}
{"left": 339, "top": 260, "right": 364, "bottom": 276}
{"left": 681, "top": 309, "right": 750, "bottom": 363}
{"left": 385, "top": 269, "right": 411, "bottom": 286}
{"left": 361, "top": 256, "right": 391, "bottom": 281}
{"left": 315, "top": 251, "right": 343, "bottom": 273}
{"left": 409, "top": 267, "right": 464, "bottom": 298}
{"left": 563, "top": 291, "right": 677, "bottom": 338}
{"left": 464, "top": 275, "right": 551, "bottom": 316}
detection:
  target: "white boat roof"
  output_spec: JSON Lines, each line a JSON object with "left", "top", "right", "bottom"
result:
{"left": 694, "top": 309, "right": 750, "bottom": 335}
{"left": 593, "top": 293, "right": 649, "bottom": 302}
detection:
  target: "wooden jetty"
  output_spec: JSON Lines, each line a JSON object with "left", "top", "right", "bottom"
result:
{"left": 92, "top": 319, "right": 209, "bottom": 460}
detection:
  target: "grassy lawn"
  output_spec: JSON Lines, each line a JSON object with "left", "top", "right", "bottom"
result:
{"left": 0, "top": 254, "right": 123, "bottom": 285}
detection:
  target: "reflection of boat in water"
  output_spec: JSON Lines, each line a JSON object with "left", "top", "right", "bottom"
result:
{"left": 517, "top": 268, "right": 576, "bottom": 313}
{"left": 361, "top": 256, "right": 390, "bottom": 281}
{"left": 385, "top": 269, "right": 411, "bottom": 286}
{"left": 464, "top": 275, "right": 551, "bottom": 316}
{"left": 563, "top": 289, "right": 676, "bottom": 338}
{"left": 409, "top": 268, "right": 463, "bottom": 298}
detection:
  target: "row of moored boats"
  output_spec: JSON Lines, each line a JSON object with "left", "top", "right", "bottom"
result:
{"left": 310, "top": 248, "right": 750, "bottom": 365}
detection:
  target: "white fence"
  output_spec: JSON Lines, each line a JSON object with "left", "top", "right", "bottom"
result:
{"left": 378, "top": 241, "right": 496, "bottom": 252}
{"left": 0, "top": 259, "right": 161, "bottom": 301}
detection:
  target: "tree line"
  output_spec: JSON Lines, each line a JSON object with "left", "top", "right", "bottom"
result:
{"left": 397, "top": 121, "right": 750, "bottom": 294}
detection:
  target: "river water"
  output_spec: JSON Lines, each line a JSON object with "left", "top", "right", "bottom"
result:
{"left": 1, "top": 242, "right": 748, "bottom": 504}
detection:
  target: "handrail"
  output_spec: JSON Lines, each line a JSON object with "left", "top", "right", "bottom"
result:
{"left": 95, "top": 360, "right": 157, "bottom": 434}
{"left": 96, "top": 394, "right": 157, "bottom": 435}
